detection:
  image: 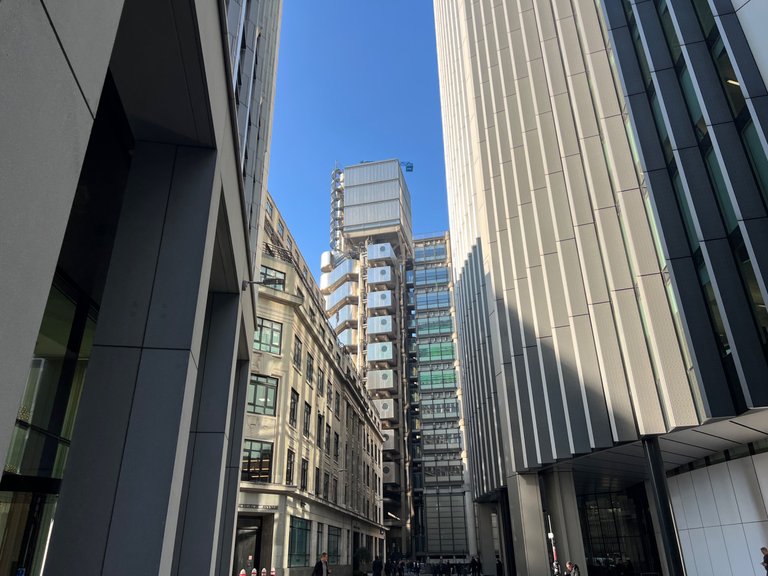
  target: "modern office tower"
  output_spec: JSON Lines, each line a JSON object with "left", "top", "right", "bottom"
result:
{"left": 321, "top": 160, "right": 414, "bottom": 558}
{"left": 0, "top": 1, "right": 280, "bottom": 574}
{"left": 237, "top": 192, "right": 384, "bottom": 575}
{"left": 408, "top": 234, "right": 475, "bottom": 563}
{"left": 434, "top": 2, "right": 768, "bottom": 576}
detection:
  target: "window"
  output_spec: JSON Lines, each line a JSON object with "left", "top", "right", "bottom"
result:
{"left": 259, "top": 266, "right": 286, "bottom": 291}
{"left": 335, "top": 390, "right": 340, "bottom": 414}
{"left": 316, "top": 414, "right": 324, "bottom": 447}
{"left": 325, "top": 424, "right": 331, "bottom": 454}
{"left": 315, "top": 467, "right": 321, "bottom": 496}
{"left": 286, "top": 449, "right": 295, "bottom": 485}
{"left": 277, "top": 220, "right": 285, "bottom": 238}
{"left": 323, "top": 472, "right": 330, "bottom": 499}
{"left": 334, "top": 433, "right": 340, "bottom": 461}
{"left": 332, "top": 477, "right": 338, "bottom": 503}
{"left": 293, "top": 337, "right": 303, "bottom": 371}
{"left": 247, "top": 375, "right": 278, "bottom": 416}
{"left": 303, "top": 403, "right": 311, "bottom": 438}
{"left": 327, "top": 385, "right": 333, "bottom": 409}
{"left": 241, "top": 440, "right": 273, "bottom": 482}
{"left": 306, "top": 354, "right": 314, "bottom": 385}
{"left": 289, "top": 389, "right": 299, "bottom": 427}
{"left": 287, "top": 237, "right": 293, "bottom": 251}
{"left": 288, "top": 516, "right": 310, "bottom": 566}
{"left": 265, "top": 200, "right": 273, "bottom": 218}
{"left": 316, "top": 523, "right": 324, "bottom": 558}
{"left": 318, "top": 369, "right": 325, "bottom": 396}
{"left": 328, "top": 526, "right": 341, "bottom": 564}
{"left": 254, "top": 318, "right": 282, "bottom": 354}
{"left": 300, "top": 458, "right": 309, "bottom": 490}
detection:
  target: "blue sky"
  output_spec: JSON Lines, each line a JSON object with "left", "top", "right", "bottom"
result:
{"left": 267, "top": 1, "right": 448, "bottom": 280}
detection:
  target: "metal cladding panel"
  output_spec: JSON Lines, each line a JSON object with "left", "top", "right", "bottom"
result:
{"left": 368, "top": 341, "right": 395, "bottom": 362}
{"left": 367, "top": 290, "right": 393, "bottom": 309}
{"left": 382, "top": 429, "right": 397, "bottom": 451}
{"left": 368, "top": 369, "right": 396, "bottom": 391}
{"left": 368, "top": 315, "right": 393, "bottom": 335}
{"left": 325, "top": 281, "right": 358, "bottom": 311}
{"left": 382, "top": 461, "right": 400, "bottom": 483}
{"left": 345, "top": 180, "right": 401, "bottom": 205}
{"left": 374, "top": 398, "right": 397, "bottom": 420}
{"left": 344, "top": 160, "right": 401, "bottom": 186}
{"left": 368, "top": 265, "right": 393, "bottom": 284}
{"left": 368, "top": 243, "right": 396, "bottom": 262}
{"left": 320, "top": 258, "right": 359, "bottom": 293}
{"left": 329, "top": 305, "right": 358, "bottom": 331}
{"left": 344, "top": 202, "right": 401, "bottom": 230}
{"left": 338, "top": 329, "right": 357, "bottom": 347}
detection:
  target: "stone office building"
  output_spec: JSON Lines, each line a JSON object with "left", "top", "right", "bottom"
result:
{"left": 236, "top": 192, "right": 385, "bottom": 575}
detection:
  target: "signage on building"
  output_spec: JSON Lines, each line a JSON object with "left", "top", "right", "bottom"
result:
{"left": 238, "top": 504, "right": 278, "bottom": 510}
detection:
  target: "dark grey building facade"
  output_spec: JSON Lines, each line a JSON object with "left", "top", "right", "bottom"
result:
{"left": 434, "top": 1, "right": 768, "bottom": 576}
{"left": 0, "top": 0, "right": 281, "bottom": 574}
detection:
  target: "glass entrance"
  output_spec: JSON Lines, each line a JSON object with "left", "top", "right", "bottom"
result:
{"left": 234, "top": 516, "right": 263, "bottom": 574}
{"left": 577, "top": 483, "right": 662, "bottom": 576}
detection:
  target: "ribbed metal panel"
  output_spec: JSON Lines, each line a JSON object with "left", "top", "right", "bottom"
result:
{"left": 368, "top": 243, "right": 396, "bottom": 263}
{"left": 368, "top": 369, "right": 396, "bottom": 392}
{"left": 367, "top": 290, "right": 393, "bottom": 310}
{"left": 368, "top": 316, "right": 394, "bottom": 335}
{"left": 367, "top": 341, "right": 395, "bottom": 363}
{"left": 344, "top": 160, "right": 400, "bottom": 187}
{"left": 368, "top": 265, "right": 393, "bottom": 285}
{"left": 373, "top": 398, "right": 397, "bottom": 420}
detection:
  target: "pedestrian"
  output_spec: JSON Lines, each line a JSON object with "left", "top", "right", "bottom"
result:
{"left": 313, "top": 552, "right": 330, "bottom": 576}
{"left": 373, "top": 556, "right": 384, "bottom": 576}
{"left": 565, "top": 561, "right": 580, "bottom": 576}
{"left": 495, "top": 558, "right": 502, "bottom": 576}
{"left": 761, "top": 546, "right": 768, "bottom": 576}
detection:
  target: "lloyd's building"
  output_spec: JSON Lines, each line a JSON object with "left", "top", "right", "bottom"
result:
{"left": 434, "top": 2, "right": 768, "bottom": 576}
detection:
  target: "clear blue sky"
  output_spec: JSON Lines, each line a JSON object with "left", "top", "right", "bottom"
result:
{"left": 267, "top": 1, "right": 448, "bottom": 280}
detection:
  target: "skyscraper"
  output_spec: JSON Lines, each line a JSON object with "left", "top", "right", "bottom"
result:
{"left": 0, "top": 1, "right": 281, "bottom": 573}
{"left": 434, "top": 2, "right": 768, "bottom": 576}
{"left": 321, "top": 160, "right": 414, "bottom": 557}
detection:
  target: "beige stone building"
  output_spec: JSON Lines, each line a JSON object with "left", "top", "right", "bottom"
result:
{"left": 235, "top": 192, "right": 385, "bottom": 575}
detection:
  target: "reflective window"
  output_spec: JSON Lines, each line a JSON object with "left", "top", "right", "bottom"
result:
{"left": 254, "top": 317, "right": 282, "bottom": 354}
{"left": 241, "top": 440, "right": 273, "bottom": 482}
{"left": 247, "top": 374, "right": 278, "bottom": 416}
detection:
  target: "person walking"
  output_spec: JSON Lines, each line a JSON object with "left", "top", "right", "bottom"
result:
{"left": 373, "top": 556, "right": 384, "bottom": 576}
{"left": 313, "top": 552, "right": 330, "bottom": 576}
{"left": 565, "top": 561, "right": 580, "bottom": 576}
{"left": 761, "top": 546, "right": 768, "bottom": 576}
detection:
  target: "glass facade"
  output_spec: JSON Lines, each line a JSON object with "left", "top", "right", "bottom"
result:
{"left": 408, "top": 236, "right": 469, "bottom": 559}
{"left": 288, "top": 516, "right": 311, "bottom": 566}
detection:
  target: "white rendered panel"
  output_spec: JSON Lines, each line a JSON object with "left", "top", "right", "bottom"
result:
{"left": 691, "top": 467, "right": 720, "bottom": 528}
{"left": 678, "top": 472, "right": 703, "bottom": 529}
{"left": 688, "top": 528, "right": 714, "bottom": 576}
{"left": 703, "top": 526, "right": 733, "bottom": 576}
{"left": 728, "top": 457, "right": 768, "bottom": 523}
{"left": 709, "top": 462, "right": 742, "bottom": 525}
{"left": 722, "top": 524, "right": 753, "bottom": 576}
{"left": 668, "top": 475, "right": 688, "bottom": 530}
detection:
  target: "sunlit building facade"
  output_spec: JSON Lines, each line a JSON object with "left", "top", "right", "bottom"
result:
{"left": 235, "top": 192, "right": 384, "bottom": 575}
{"left": 434, "top": 2, "right": 768, "bottom": 576}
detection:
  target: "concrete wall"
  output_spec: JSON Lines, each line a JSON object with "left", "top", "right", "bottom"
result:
{"left": 668, "top": 454, "right": 768, "bottom": 576}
